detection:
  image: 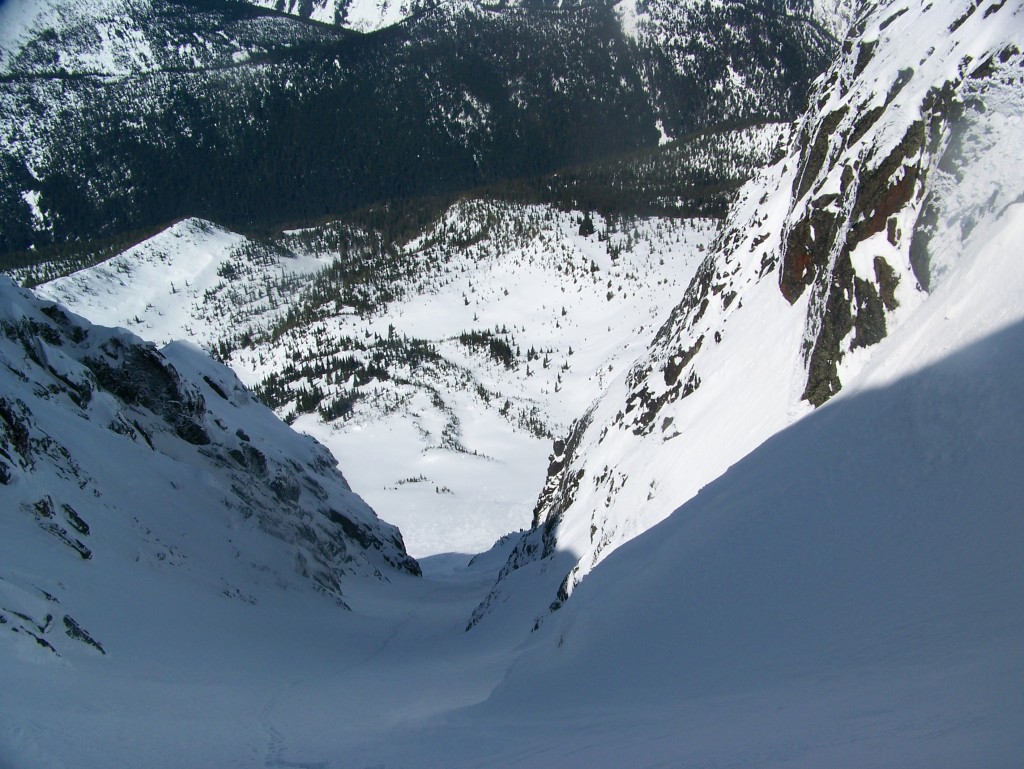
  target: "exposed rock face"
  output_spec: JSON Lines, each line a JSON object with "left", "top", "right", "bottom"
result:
{"left": 470, "top": 0, "right": 1024, "bottom": 626}
{"left": 784, "top": 83, "right": 957, "bottom": 403}
{"left": 0, "top": 276, "right": 418, "bottom": 656}
{"left": 530, "top": 408, "right": 595, "bottom": 536}
{"left": 86, "top": 340, "right": 212, "bottom": 446}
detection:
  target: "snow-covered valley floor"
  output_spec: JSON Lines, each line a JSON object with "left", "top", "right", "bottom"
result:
{"left": 35, "top": 207, "right": 717, "bottom": 557}
{"left": 0, "top": 537, "right": 574, "bottom": 769}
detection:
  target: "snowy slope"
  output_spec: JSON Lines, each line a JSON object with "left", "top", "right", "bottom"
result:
{"left": 324, "top": 204, "right": 1024, "bottom": 769}
{"left": 0, "top": 0, "right": 155, "bottom": 75}
{"left": 38, "top": 204, "right": 719, "bottom": 555}
{"left": 611, "top": 0, "right": 837, "bottom": 142}
{"left": 474, "top": 0, "right": 1024, "bottom": 618}
{"left": 243, "top": 0, "right": 427, "bottom": 31}
{"left": 806, "top": 0, "right": 860, "bottom": 38}
{"left": 20, "top": 129, "right": 789, "bottom": 563}
{"left": 0, "top": 0, "right": 324, "bottom": 77}
{"left": 429, "top": 205, "right": 1024, "bottom": 768}
{"left": 3, "top": 188, "right": 1021, "bottom": 769}
{"left": 35, "top": 218, "right": 335, "bottom": 352}
{"left": 0, "top": 275, "right": 417, "bottom": 662}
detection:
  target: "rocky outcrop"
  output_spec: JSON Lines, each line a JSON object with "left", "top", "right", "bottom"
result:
{"left": 785, "top": 79, "right": 965, "bottom": 403}
{"left": 470, "top": 0, "right": 1024, "bottom": 627}
{"left": 0, "top": 276, "right": 418, "bottom": 656}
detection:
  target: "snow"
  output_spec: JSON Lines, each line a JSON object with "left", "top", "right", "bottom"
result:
{"left": 39, "top": 206, "right": 714, "bottom": 557}
{"left": 809, "top": 0, "right": 1024, "bottom": 180}
{"left": 343, "top": 0, "right": 412, "bottom": 33}
{"left": 0, "top": 0, "right": 158, "bottom": 77}
{"left": 808, "top": 0, "right": 858, "bottom": 40}
{"left": 485, "top": 158, "right": 822, "bottom": 603}
{"left": 295, "top": 404, "right": 546, "bottom": 557}
{"left": 38, "top": 218, "right": 333, "bottom": 351}
{"left": 860, "top": 202, "right": 1024, "bottom": 386}
{"left": 20, "top": 189, "right": 44, "bottom": 228}
{"left": 3, "top": 194, "right": 1023, "bottom": 765}
{"left": 2, "top": 0, "right": 1023, "bottom": 765}
{"left": 56, "top": 19, "right": 155, "bottom": 75}
{"left": 613, "top": 0, "right": 641, "bottom": 41}
{"left": 0, "top": 0, "right": 78, "bottom": 69}
{"left": 468, "top": 208, "right": 1024, "bottom": 761}
{"left": 243, "top": 0, "right": 414, "bottom": 33}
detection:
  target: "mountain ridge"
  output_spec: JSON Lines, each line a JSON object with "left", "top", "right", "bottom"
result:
{"left": 0, "top": 0, "right": 834, "bottom": 254}
{"left": 0, "top": 274, "right": 418, "bottom": 660}
{"left": 470, "top": 0, "right": 1024, "bottom": 619}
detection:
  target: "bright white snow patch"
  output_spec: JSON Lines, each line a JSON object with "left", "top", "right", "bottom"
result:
{"left": 39, "top": 205, "right": 715, "bottom": 557}
{"left": 37, "top": 218, "right": 333, "bottom": 351}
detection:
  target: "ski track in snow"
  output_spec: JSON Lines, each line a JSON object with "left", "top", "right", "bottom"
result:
{"left": 261, "top": 680, "right": 328, "bottom": 769}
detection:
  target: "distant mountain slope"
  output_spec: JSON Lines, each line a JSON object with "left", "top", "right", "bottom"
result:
{"left": 613, "top": 0, "right": 840, "bottom": 138}
{"left": 796, "top": 0, "right": 860, "bottom": 38}
{"left": 0, "top": 0, "right": 349, "bottom": 77}
{"left": 242, "top": 0, "right": 433, "bottom": 31}
{"left": 0, "top": 276, "right": 417, "bottom": 658}
{"left": 0, "top": 0, "right": 834, "bottom": 256}
{"left": 472, "top": 0, "right": 1024, "bottom": 622}
{"left": 238, "top": 0, "right": 860, "bottom": 37}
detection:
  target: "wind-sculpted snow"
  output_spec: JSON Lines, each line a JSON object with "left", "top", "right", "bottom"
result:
{"left": 0, "top": 276, "right": 417, "bottom": 658}
{"left": 473, "top": 0, "right": 1024, "bottom": 620}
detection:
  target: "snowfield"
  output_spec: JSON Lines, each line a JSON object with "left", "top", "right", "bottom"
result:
{"left": 3, "top": 203, "right": 1023, "bottom": 767}
{"left": 38, "top": 207, "right": 716, "bottom": 556}
{"left": 3, "top": 0, "right": 1024, "bottom": 766}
